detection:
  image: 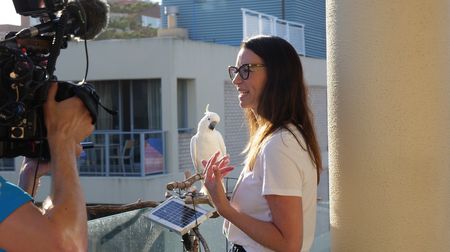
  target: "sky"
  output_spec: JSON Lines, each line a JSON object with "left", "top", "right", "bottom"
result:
{"left": 0, "top": 0, "right": 162, "bottom": 25}
{"left": 0, "top": 1, "right": 21, "bottom": 25}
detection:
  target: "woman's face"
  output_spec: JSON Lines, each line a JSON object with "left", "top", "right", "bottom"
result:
{"left": 232, "top": 48, "right": 267, "bottom": 111}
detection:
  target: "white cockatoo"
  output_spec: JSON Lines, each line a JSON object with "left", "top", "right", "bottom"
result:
{"left": 190, "top": 104, "right": 227, "bottom": 176}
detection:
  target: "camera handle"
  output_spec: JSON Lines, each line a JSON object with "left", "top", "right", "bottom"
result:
{"left": 55, "top": 81, "right": 116, "bottom": 125}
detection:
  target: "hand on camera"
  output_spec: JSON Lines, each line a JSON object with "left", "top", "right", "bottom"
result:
{"left": 44, "top": 82, "right": 95, "bottom": 150}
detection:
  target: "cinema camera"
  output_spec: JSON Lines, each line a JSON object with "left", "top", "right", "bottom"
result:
{"left": 0, "top": 0, "right": 109, "bottom": 159}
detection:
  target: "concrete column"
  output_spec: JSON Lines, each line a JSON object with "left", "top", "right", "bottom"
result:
{"left": 161, "top": 74, "right": 179, "bottom": 174}
{"left": 161, "top": 42, "right": 179, "bottom": 175}
{"left": 327, "top": 1, "right": 450, "bottom": 251}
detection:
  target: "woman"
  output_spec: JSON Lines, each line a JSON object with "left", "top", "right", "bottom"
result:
{"left": 203, "top": 35, "right": 322, "bottom": 252}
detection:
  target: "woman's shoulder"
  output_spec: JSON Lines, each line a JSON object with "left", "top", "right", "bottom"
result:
{"left": 269, "top": 124, "right": 304, "bottom": 142}
{"left": 264, "top": 124, "right": 305, "bottom": 150}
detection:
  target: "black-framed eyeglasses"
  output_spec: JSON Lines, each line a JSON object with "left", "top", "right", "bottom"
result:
{"left": 228, "top": 63, "right": 265, "bottom": 81}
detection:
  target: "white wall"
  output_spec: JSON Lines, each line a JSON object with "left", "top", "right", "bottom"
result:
{"left": 56, "top": 38, "right": 238, "bottom": 203}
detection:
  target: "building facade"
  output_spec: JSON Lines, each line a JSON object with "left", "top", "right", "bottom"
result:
{"left": 160, "top": 0, "right": 326, "bottom": 58}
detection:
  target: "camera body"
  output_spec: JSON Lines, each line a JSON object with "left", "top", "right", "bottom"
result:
{"left": 0, "top": 0, "right": 100, "bottom": 159}
{"left": 12, "top": 0, "right": 66, "bottom": 17}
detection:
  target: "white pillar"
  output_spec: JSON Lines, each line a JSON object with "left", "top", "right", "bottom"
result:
{"left": 327, "top": 1, "right": 450, "bottom": 251}
{"left": 161, "top": 40, "right": 179, "bottom": 174}
{"left": 161, "top": 74, "right": 179, "bottom": 174}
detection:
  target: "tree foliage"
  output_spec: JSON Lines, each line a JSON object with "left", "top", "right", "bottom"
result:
{"left": 96, "top": 27, "right": 157, "bottom": 40}
{"left": 96, "top": 1, "right": 159, "bottom": 40}
{"left": 109, "top": 2, "right": 156, "bottom": 14}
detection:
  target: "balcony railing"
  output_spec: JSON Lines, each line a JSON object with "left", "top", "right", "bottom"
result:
{"left": 242, "top": 8, "right": 306, "bottom": 56}
{"left": 79, "top": 131, "right": 166, "bottom": 177}
{"left": 0, "top": 158, "right": 15, "bottom": 171}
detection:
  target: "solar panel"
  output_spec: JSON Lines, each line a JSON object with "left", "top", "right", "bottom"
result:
{"left": 145, "top": 196, "right": 214, "bottom": 235}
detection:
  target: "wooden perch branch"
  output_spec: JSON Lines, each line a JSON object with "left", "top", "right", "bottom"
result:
{"left": 166, "top": 173, "right": 204, "bottom": 190}
{"left": 86, "top": 199, "right": 160, "bottom": 220}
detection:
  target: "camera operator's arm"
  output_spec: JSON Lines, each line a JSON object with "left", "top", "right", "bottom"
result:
{"left": 41, "top": 82, "right": 94, "bottom": 250}
{"left": 0, "top": 83, "right": 94, "bottom": 251}
{"left": 18, "top": 143, "right": 84, "bottom": 196}
{"left": 18, "top": 158, "right": 51, "bottom": 196}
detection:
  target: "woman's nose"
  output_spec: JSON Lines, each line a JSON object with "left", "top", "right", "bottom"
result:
{"left": 232, "top": 74, "right": 243, "bottom": 85}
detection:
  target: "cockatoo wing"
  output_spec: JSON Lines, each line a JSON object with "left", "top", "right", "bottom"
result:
{"left": 215, "top": 130, "right": 226, "bottom": 157}
{"left": 190, "top": 135, "right": 201, "bottom": 174}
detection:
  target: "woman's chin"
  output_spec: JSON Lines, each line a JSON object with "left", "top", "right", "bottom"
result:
{"left": 239, "top": 101, "right": 248, "bottom": 109}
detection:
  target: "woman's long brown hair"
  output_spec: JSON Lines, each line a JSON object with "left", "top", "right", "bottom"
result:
{"left": 242, "top": 35, "right": 322, "bottom": 184}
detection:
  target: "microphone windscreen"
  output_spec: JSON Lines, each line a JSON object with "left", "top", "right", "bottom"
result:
{"left": 69, "top": 0, "right": 110, "bottom": 40}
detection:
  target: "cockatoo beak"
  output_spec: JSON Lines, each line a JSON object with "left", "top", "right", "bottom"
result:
{"left": 209, "top": 121, "right": 217, "bottom": 130}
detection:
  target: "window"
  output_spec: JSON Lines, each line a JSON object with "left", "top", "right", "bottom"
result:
{"left": 92, "top": 79, "right": 161, "bottom": 131}
{"left": 133, "top": 79, "right": 161, "bottom": 130}
{"left": 94, "top": 80, "right": 120, "bottom": 130}
{"left": 177, "top": 79, "right": 195, "bottom": 130}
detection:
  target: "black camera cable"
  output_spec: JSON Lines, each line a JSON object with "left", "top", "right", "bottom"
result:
{"left": 30, "top": 112, "right": 47, "bottom": 199}
{"left": 75, "top": 0, "right": 90, "bottom": 85}
{"left": 30, "top": 159, "right": 41, "bottom": 199}
{"left": 80, "top": 39, "right": 89, "bottom": 84}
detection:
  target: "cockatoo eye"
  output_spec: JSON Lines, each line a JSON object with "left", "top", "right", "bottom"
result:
{"left": 208, "top": 118, "right": 210, "bottom": 121}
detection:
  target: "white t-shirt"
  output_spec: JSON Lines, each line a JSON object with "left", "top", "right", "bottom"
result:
{"left": 223, "top": 125, "right": 317, "bottom": 252}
